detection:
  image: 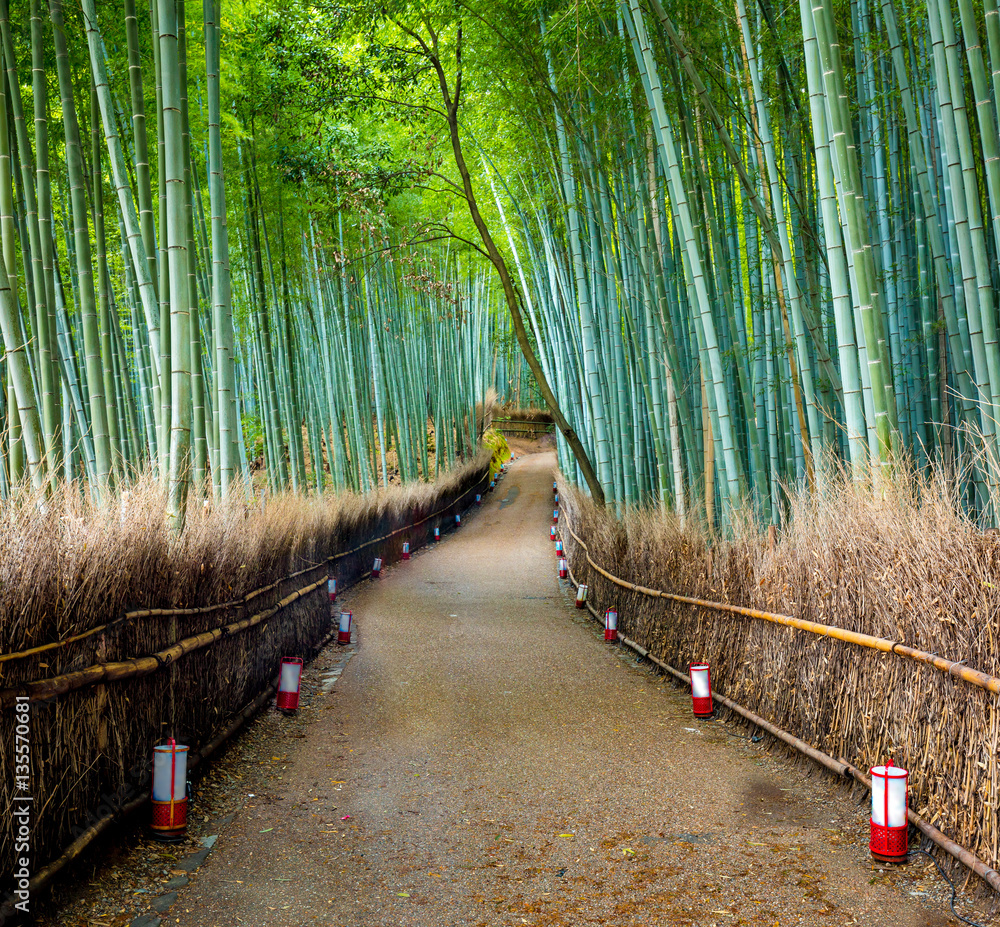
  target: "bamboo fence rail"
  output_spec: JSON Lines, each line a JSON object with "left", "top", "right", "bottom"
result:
{"left": 557, "top": 486, "right": 1000, "bottom": 883}
{"left": 561, "top": 527, "right": 1000, "bottom": 895}
{"left": 562, "top": 523, "right": 1000, "bottom": 696}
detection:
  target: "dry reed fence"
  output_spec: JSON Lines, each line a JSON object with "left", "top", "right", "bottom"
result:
{"left": 558, "top": 475, "right": 1000, "bottom": 874}
{"left": 0, "top": 452, "right": 489, "bottom": 883}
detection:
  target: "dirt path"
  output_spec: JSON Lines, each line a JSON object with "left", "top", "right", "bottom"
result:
{"left": 170, "top": 451, "right": 962, "bottom": 927}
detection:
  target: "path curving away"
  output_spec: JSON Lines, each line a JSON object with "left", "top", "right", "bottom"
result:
{"left": 171, "top": 451, "right": 958, "bottom": 927}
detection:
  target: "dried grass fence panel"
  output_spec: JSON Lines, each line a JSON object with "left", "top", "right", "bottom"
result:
{"left": 558, "top": 481, "right": 1000, "bottom": 874}
{"left": 0, "top": 457, "right": 488, "bottom": 884}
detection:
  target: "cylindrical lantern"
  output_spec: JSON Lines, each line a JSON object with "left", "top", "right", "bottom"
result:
{"left": 552, "top": 509, "right": 559, "bottom": 525}
{"left": 327, "top": 577, "right": 337, "bottom": 604}
{"left": 554, "top": 493, "right": 559, "bottom": 504}
{"left": 476, "top": 494, "right": 482, "bottom": 506}
{"left": 870, "top": 765, "right": 909, "bottom": 863}
{"left": 151, "top": 739, "right": 189, "bottom": 837}
{"left": 276, "top": 657, "right": 303, "bottom": 711}
{"left": 434, "top": 526, "right": 440, "bottom": 541}
{"left": 604, "top": 607, "right": 618, "bottom": 642}
{"left": 558, "top": 558, "right": 568, "bottom": 579}
{"left": 689, "top": 663, "right": 713, "bottom": 717}
{"left": 555, "top": 540, "right": 564, "bottom": 556}
{"left": 550, "top": 526, "right": 557, "bottom": 541}
{"left": 455, "top": 513, "right": 461, "bottom": 526}
{"left": 402, "top": 542, "right": 411, "bottom": 561}
{"left": 553, "top": 481, "right": 557, "bottom": 495}
{"left": 372, "top": 557, "right": 383, "bottom": 579}
{"left": 337, "top": 610, "right": 353, "bottom": 645}
{"left": 575, "top": 584, "right": 588, "bottom": 608}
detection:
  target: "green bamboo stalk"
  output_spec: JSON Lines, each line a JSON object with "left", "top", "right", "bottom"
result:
{"left": 159, "top": 0, "right": 192, "bottom": 528}
{"left": 50, "top": 0, "right": 112, "bottom": 493}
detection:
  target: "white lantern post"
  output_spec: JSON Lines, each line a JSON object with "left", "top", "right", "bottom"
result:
{"left": 337, "top": 610, "right": 353, "bottom": 645}
{"left": 552, "top": 509, "right": 559, "bottom": 525}
{"left": 151, "top": 739, "right": 189, "bottom": 838}
{"left": 688, "top": 663, "right": 713, "bottom": 717}
{"left": 549, "top": 526, "right": 557, "bottom": 541}
{"left": 555, "top": 540, "right": 564, "bottom": 557}
{"left": 371, "top": 557, "right": 383, "bottom": 579}
{"left": 575, "top": 584, "right": 588, "bottom": 609}
{"left": 558, "top": 558, "right": 568, "bottom": 579}
{"left": 327, "top": 577, "right": 337, "bottom": 605}
{"left": 276, "top": 657, "right": 303, "bottom": 711}
{"left": 402, "top": 542, "right": 411, "bottom": 561}
{"left": 604, "top": 607, "right": 618, "bottom": 642}
{"left": 870, "top": 765, "right": 909, "bottom": 863}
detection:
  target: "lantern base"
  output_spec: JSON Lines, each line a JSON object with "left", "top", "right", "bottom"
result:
{"left": 575, "top": 601, "right": 586, "bottom": 609}
{"left": 604, "top": 629, "right": 618, "bottom": 642}
{"left": 337, "top": 630, "right": 351, "bottom": 645}
{"left": 276, "top": 689, "right": 300, "bottom": 711}
{"left": 559, "top": 570, "right": 568, "bottom": 579}
{"left": 150, "top": 798, "right": 188, "bottom": 839}
{"left": 870, "top": 820, "right": 908, "bottom": 863}
{"left": 691, "top": 696, "right": 714, "bottom": 717}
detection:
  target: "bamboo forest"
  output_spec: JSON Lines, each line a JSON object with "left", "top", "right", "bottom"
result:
{"left": 0, "top": 0, "right": 998, "bottom": 531}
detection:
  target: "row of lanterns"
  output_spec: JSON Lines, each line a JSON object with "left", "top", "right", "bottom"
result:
{"left": 551, "top": 498, "right": 910, "bottom": 865}
{"left": 150, "top": 476, "right": 499, "bottom": 841}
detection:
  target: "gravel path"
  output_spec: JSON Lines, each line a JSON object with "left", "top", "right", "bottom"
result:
{"left": 169, "top": 451, "right": 967, "bottom": 927}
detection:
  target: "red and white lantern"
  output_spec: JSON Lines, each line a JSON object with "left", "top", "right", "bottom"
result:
{"left": 402, "top": 542, "right": 411, "bottom": 561}
{"left": 604, "top": 607, "right": 618, "bottom": 642}
{"left": 455, "top": 513, "right": 461, "bottom": 526}
{"left": 476, "top": 494, "right": 482, "bottom": 505}
{"left": 276, "top": 657, "right": 303, "bottom": 711}
{"left": 550, "top": 526, "right": 557, "bottom": 541}
{"left": 434, "top": 526, "right": 440, "bottom": 541}
{"left": 558, "top": 558, "right": 568, "bottom": 579}
{"left": 552, "top": 509, "right": 559, "bottom": 525}
{"left": 553, "top": 480, "right": 557, "bottom": 494}
{"left": 327, "top": 577, "right": 337, "bottom": 605}
{"left": 870, "top": 765, "right": 909, "bottom": 863}
{"left": 151, "top": 739, "right": 189, "bottom": 837}
{"left": 337, "top": 610, "right": 353, "bottom": 645}
{"left": 510, "top": 454, "right": 515, "bottom": 462}
{"left": 689, "top": 663, "right": 713, "bottom": 717}
{"left": 555, "top": 540, "right": 564, "bottom": 556}
{"left": 575, "top": 584, "right": 588, "bottom": 608}
{"left": 554, "top": 493, "right": 559, "bottom": 504}
{"left": 372, "top": 557, "right": 383, "bottom": 579}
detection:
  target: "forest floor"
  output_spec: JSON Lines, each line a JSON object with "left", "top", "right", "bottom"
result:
{"left": 39, "top": 448, "right": 990, "bottom": 926}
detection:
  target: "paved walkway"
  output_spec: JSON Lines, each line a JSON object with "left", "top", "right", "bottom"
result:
{"left": 173, "top": 452, "right": 955, "bottom": 927}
